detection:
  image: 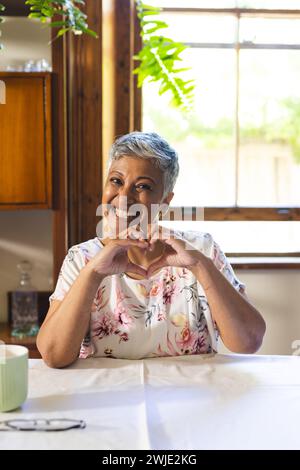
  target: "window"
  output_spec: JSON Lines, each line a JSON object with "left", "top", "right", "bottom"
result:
{"left": 142, "top": 1, "right": 300, "bottom": 264}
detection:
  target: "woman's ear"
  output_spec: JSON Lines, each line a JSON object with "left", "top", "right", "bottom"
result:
{"left": 163, "top": 192, "right": 174, "bottom": 206}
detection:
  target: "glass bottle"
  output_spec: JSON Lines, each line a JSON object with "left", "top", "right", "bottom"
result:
{"left": 11, "top": 261, "right": 39, "bottom": 338}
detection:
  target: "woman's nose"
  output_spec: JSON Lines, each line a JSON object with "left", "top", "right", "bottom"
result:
{"left": 117, "top": 186, "right": 136, "bottom": 205}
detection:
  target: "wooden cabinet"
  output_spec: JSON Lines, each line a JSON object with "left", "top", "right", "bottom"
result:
{"left": 0, "top": 72, "right": 52, "bottom": 209}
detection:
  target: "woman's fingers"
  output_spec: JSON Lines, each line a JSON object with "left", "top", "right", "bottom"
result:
{"left": 108, "top": 238, "right": 149, "bottom": 255}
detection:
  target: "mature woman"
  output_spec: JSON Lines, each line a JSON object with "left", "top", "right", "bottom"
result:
{"left": 37, "top": 132, "right": 266, "bottom": 368}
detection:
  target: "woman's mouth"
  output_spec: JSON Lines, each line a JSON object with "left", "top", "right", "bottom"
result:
{"left": 110, "top": 206, "right": 141, "bottom": 220}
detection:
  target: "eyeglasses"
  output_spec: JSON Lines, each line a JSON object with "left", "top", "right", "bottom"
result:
{"left": 0, "top": 419, "right": 86, "bottom": 432}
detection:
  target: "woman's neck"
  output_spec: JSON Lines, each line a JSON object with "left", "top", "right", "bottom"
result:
{"left": 127, "top": 240, "right": 165, "bottom": 269}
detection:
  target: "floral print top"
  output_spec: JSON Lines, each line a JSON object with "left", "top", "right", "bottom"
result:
{"left": 49, "top": 231, "right": 246, "bottom": 360}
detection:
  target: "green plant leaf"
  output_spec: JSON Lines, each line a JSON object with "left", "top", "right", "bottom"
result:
{"left": 57, "top": 27, "right": 70, "bottom": 37}
{"left": 25, "top": 0, "right": 97, "bottom": 39}
{"left": 134, "top": 1, "right": 195, "bottom": 112}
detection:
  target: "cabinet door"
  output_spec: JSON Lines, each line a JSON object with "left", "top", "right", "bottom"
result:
{"left": 0, "top": 73, "right": 52, "bottom": 208}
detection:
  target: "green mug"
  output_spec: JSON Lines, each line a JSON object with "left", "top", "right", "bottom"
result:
{"left": 0, "top": 344, "right": 28, "bottom": 412}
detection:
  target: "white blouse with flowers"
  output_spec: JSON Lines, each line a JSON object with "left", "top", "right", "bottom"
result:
{"left": 49, "top": 231, "right": 246, "bottom": 360}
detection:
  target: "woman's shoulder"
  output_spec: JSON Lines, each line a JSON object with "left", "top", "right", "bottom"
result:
{"left": 176, "top": 230, "right": 215, "bottom": 257}
{"left": 66, "top": 237, "right": 103, "bottom": 264}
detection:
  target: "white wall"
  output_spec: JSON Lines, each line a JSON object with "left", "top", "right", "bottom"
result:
{"left": 0, "top": 211, "right": 53, "bottom": 323}
{"left": 219, "top": 269, "right": 300, "bottom": 356}
{"left": 0, "top": 16, "right": 51, "bottom": 70}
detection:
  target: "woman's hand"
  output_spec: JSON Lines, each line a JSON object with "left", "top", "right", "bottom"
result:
{"left": 87, "top": 238, "right": 149, "bottom": 278}
{"left": 147, "top": 226, "right": 207, "bottom": 277}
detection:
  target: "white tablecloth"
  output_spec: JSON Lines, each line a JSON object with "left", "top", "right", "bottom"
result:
{"left": 1, "top": 353, "right": 300, "bottom": 450}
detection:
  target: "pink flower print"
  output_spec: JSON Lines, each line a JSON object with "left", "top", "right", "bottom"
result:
{"left": 92, "top": 314, "right": 117, "bottom": 339}
{"left": 178, "top": 267, "right": 189, "bottom": 279}
{"left": 113, "top": 305, "right": 133, "bottom": 330}
{"left": 150, "top": 282, "right": 162, "bottom": 297}
{"left": 137, "top": 283, "right": 150, "bottom": 298}
{"left": 155, "top": 333, "right": 180, "bottom": 357}
{"left": 116, "top": 287, "right": 130, "bottom": 305}
{"left": 163, "top": 283, "right": 179, "bottom": 304}
{"left": 104, "top": 348, "right": 115, "bottom": 358}
{"left": 157, "top": 310, "right": 166, "bottom": 322}
{"left": 191, "top": 334, "right": 210, "bottom": 354}
{"left": 79, "top": 342, "right": 95, "bottom": 358}
{"left": 118, "top": 332, "right": 129, "bottom": 343}
{"left": 91, "top": 285, "right": 108, "bottom": 315}
{"left": 212, "top": 243, "right": 226, "bottom": 270}
{"left": 175, "top": 326, "right": 199, "bottom": 354}
{"left": 82, "top": 247, "right": 92, "bottom": 264}
{"left": 164, "top": 273, "right": 177, "bottom": 285}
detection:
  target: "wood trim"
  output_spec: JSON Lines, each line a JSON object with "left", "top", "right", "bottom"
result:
{"left": 0, "top": 72, "right": 51, "bottom": 79}
{"left": 115, "top": 0, "right": 137, "bottom": 135}
{"left": 102, "top": 0, "right": 141, "bottom": 182}
{"left": 102, "top": 0, "right": 116, "bottom": 182}
{"left": 205, "top": 207, "right": 300, "bottom": 221}
{"left": 51, "top": 30, "right": 68, "bottom": 283}
{"left": 162, "top": 8, "right": 300, "bottom": 17}
{"left": 228, "top": 252, "right": 300, "bottom": 258}
{"left": 67, "top": 0, "right": 103, "bottom": 246}
{"left": 0, "top": 203, "right": 51, "bottom": 210}
{"left": 232, "top": 262, "right": 300, "bottom": 270}
{"left": 44, "top": 73, "right": 53, "bottom": 209}
{"left": 167, "top": 207, "right": 300, "bottom": 221}
{"left": 133, "top": 0, "right": 142, "bottom": 131}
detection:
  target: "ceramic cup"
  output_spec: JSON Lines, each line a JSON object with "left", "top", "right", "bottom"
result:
{"left": 0, "top": 344, "right": 28, "bottom": 412}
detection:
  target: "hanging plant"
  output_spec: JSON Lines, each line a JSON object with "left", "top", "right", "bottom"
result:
{"left": 25, "top": 0, "right": 97, "bottom": 38}
{"left": 133, "top": 1, "right": 195, "bottom": 112}
{"left": 0, "top": 0, "right": 97, "bottom": 50}
{"left": 0, "top": 0, "right": 194, "bottom": 112}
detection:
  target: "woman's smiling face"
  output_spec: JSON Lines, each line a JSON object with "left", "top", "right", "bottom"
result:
{"left": 102, "top": 156, "right": 173, "bottom": 236}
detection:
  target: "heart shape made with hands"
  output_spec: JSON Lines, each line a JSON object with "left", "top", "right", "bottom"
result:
{"left": 125, "top": 241, "right": 167, "bottom": 279}
{"left": 125, "top": 227, "right": 198, "bottom": 279}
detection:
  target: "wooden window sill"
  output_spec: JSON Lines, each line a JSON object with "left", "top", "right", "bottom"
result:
{"left": 229, "top": 257, "right": 300, "bottom": 270}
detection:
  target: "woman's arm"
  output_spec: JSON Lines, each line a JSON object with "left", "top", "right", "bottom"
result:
{"left": 190, "top": 256, "right": 266, "bottom": 353}
{"left": 38, "top": 238, "right": 148, "bottom": 368}
{"left": 37, "top": 266, "right": 104, "bottom": 368}
{"left": 147, "top": 228, "right": 266, "bottom": 354}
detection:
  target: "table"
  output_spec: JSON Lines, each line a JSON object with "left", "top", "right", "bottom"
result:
{"left": 1, "top": 353, "right": 300, "bottom": 450}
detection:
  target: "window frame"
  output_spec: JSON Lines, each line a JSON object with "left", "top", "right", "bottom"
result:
{"left": 139, "top": 5, "right": 300, "bottom": 267}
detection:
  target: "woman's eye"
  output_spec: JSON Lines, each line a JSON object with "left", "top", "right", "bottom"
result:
{"left": 110, "top": 178, "right": 122, "bottom": 185}
{"left": 136, "top": 184, "right": 152, "bottom": 191}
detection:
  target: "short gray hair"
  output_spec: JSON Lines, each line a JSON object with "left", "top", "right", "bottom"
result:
{"left": 108, "top": 131, "right": 179, "bottom": 196}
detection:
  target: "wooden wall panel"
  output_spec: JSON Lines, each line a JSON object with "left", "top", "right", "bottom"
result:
{"left": 67, "top": 0, "right": 103, "bottom": 246}
{"left": 0, "top": 72, "right": 52, "bottom": 208}
{"left": 51, "top": 32, "right": 68, "bottom": 281}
